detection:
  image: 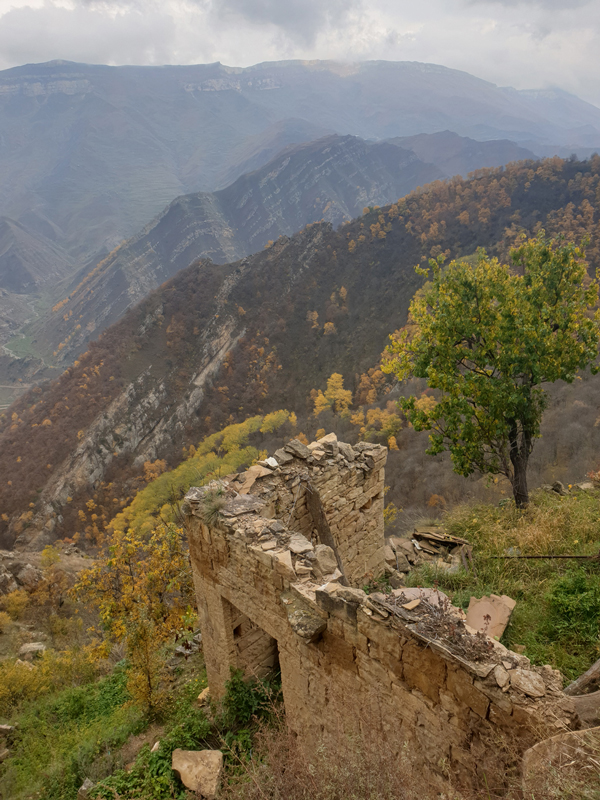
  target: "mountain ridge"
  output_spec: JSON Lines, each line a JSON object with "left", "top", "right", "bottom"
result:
{"left": 3, "top": 156, "right": 600, "bottom": 549}
{"left": 24, "top": 134, "right": 444, "bottom": 365}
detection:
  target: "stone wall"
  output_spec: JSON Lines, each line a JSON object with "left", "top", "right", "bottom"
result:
{"left": 186, "top": 434, "right": 579, "bottom": 785}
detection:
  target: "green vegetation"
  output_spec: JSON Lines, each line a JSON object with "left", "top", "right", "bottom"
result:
{"left": 111, "top": 412, "right": 293, "bottom": 536}
{"left": 384, "top": 233, "right": 600, "bottom": 507}
{"left": 406, "top": 487, "right": 600, "bottom": 680}
{"left": 0, "top": 648, "right": 281, "bottom": 800}
{"left": 0, "top": 663, "right": 143, "bottom": 800}
{"left": 90, "top": 667, "right": 279, "bottom": 800}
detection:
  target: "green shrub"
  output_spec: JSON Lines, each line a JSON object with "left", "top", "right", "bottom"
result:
{"left": 545, "top": 570, "right": 600, "bottom": 645}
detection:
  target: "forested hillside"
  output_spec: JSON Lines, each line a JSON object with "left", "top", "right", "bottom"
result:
{"left": 3, "top": 155, "right": 600, "bottom": 549}
{"left": 25, "top": 135, "right": 442, "bottom": 366}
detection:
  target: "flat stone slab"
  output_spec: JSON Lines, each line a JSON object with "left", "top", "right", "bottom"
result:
{"left": 466, "top": 594, "right": 516, "bottom": 639}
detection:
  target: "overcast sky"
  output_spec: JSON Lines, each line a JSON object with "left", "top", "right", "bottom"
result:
{"left": 0, "top": 0, "right": 599, "bottom": 106}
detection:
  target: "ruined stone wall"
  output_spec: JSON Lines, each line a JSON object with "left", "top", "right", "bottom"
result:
{"left": 186, "top": 434, "right": 578, "bottom": 784}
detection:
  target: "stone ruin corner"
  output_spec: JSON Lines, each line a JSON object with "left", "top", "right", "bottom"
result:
{"left": 185, "top": 433, "right": 582, "bottom": 785}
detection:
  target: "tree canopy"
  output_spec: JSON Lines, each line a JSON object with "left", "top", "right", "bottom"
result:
{"left": 383, "top": 233, "right": 600, "bottom": 507}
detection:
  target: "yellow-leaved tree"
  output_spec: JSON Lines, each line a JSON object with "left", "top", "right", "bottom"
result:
{"left": 74, "top": 522, "right": 194, "bottom": 712}
{"left": 312, "top": 373, "right": 353, "bottom": 418}
{"left": 74, "top": 411, "right": 296, "bottom": 711}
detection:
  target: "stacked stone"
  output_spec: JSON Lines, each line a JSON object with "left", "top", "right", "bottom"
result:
{"left": 204, "top": 433, "right": 388, "bottom": 586}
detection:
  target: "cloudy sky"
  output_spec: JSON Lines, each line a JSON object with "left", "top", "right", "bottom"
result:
{"left": 0, "top": 0, "right": 599, "bottom": 106}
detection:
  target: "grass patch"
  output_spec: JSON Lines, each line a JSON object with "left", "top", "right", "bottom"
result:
{"left": 5, "top": 335, "right": 40, "bottom": 360}
{"left": 0, "top": 663, "right": 144, "bottom": 800}
{"left": 406, "top": 487, "right": 600, "bottom": 681}
{"left": 91, "top": 668, "right": 281, "bottom": 800}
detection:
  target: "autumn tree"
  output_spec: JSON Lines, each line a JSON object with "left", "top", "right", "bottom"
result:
{"left": 313, "top": 374, "right": 353, "bottom": 417}
{"left": 384, "top": 233, "right": 600, "bottom": 507}
{"left": 74, "top": 522, "right": 195, "bottom": 712}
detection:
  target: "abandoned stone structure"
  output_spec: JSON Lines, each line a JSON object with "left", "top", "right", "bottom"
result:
{"left": 186, "top": 434, "right": 579, "bottom": 784}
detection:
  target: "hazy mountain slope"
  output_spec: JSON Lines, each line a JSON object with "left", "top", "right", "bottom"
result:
{"left": 26, "top": 135, "right": 443, "bottom": 365}
{"left": 1, "top": 58, "right": 598, "bottom": 265}
{"left": 0, "top": 217, "right": 74, "bottom": 294}
{"left": 213, "top": 118, "right": 333, "bottom": 188}
{"left": 0, "top": 217, "right": 76, "bottom": 345}
{"left": 389, "top": 131, "right": 537, "bottom": 177}
{"left": 3, "top": 156, "right": 600, "bottom": 549}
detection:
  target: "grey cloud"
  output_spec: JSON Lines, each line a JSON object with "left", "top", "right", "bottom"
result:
{"left": 0, "top": 4, "right": 176, "bottom": 67}
{"left": 465, "top": 0, "right": 591, "bottom": 8}
{"left": 215, "top": 0, "right": 363, "bottom": 45}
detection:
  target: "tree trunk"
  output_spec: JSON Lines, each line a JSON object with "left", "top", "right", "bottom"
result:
{"left": 565, "top": 656, "right": 600, "bottom": 696}
{"left": 509, "top": 420, "right": 531, "bottom": 508}
{"left": 511, "top": 456, "right": 529, "bottom": 508}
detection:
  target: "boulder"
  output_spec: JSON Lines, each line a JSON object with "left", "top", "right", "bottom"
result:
{"left": 390, "top": 537, "right": 417, "bottom": 562}
{"left": 337, "top": 441, "right": 355, "bottom": 461}
{"left": 494, "top": 664, "right": 510, "bottom": 689}
{"left": 284, "top": 439, "right": 311, "bottom": 459}
{"left": 237, "top": 464, "right": 274, "bottom": 494}
{"left": 77, "top": 778, "right": 95, "bottom": 799}
{"left": 172, "top": 749, "right": 223, "bottom": 798}
{"left": 288, "top": 533, "right": 313, "bottom": 555}
{"left": 313, "top": 544, "right": 338, "bottom": 576}
{"left": 317, "top": 432, "right": 339, "bottom": 457}
{"left": 394, "top": 552, "right": 411, "bottom": 573}
{"left": 0, "top": 568, "right": 18, "bottom": 596}
{"left": 571, "top": 690, "right": 600, "bottom": 728}
{"left": 197, "top": 687, "right": 210, "bottom": 705}
{"left": 509, "top": 668, "right": 546, "bottom": 698}
{"left": 273, "top": 448, "right": 293, "bottom": 465}
{"left": 333, "top": 585, "right": 366, "bottom": 604}
{"left": 287, "top": 608, "right": 327, "bottom": 641}
{"left": 14, "top": 564, "right": 43, "bottom": 591}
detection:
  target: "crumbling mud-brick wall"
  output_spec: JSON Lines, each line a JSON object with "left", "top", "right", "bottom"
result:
{"left": 186, "top": 434, "right": 579, "bottom": 784}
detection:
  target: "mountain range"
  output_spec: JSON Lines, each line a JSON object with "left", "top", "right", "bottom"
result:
{"left": 3, "top": 155, "right": 600, "bottom": 550}
{"left": 1, "top": 127, "right": 538, "bottom": 377}
{"left": 0, "top": 59, "right": 598, "bottom": 363}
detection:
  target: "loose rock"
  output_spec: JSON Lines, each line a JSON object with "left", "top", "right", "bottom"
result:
{"left": 172, "top": 749, "right": 223, "bottom": 798}
{"left": 313, "top": 544, "right": 337, "bottom": 576}
{"left": 509, "top": 668, "right": 546, "bottom": 698}
{"left": 18, "top": 642, "right": 46, "bottom": 659}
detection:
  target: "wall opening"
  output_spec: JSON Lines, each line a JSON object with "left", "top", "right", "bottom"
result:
{"left": 229, "top": 601, "right": 280, "bottom": 680}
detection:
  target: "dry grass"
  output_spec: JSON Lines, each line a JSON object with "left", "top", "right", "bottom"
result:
{"left": 220, "top": 702, "right": 600, "bottom": 800}
{"left": 221, "top": 716, "right": 457, "bottom": 800}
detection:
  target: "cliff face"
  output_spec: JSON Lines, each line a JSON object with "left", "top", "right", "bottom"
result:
{"left": 26, "top": 135, "right": 443, "bottom": 365}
